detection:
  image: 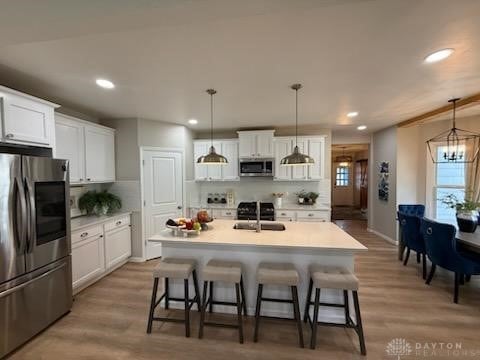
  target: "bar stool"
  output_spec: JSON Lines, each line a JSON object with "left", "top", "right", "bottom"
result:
{"left": 303, "top": 265, "right": 366, "bottom": 355}
{"left": 253, "top": 262, "right": 304, "bottom": 348}
{"left": 146, "top": 257, "right": 201, "bottom": 337}
{"left": 198, "top": 260, "right": 247, "bottom": 343}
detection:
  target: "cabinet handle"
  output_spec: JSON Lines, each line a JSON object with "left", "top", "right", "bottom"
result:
{"left": 87, "top": 178, "right": 91, "bottom": 181}
{"left": 5, "top": 133, "right": 14, "bottom": 139}
{"left": 225, "top": 212, "right": 231, "bottom": 215}
{"left": 308, "top": 213, "right": 314, "bottom": 217}
{"left": 80, "top": 232, "right": 89, "bottom": 238}
{"left": 116, "top": 221, "right": 122, "bottom": 226}
{"left": 281, "top": 213, "right": 287, "bottom": 216}
{"left": 79, "top": 178, "right": 83, "bottom": 181}
{"left": 99, "top": 235, "right": 104, "bottom": 238}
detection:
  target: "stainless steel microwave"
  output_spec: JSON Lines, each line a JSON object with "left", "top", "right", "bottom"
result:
{"left": 239, "top": 158, "right": 274, "bottom": 177}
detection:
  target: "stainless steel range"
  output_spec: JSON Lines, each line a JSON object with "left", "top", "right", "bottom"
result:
{"left": 0, "top": 143, "right": 72, "bottom": 358}
{"left": 237, "top": 202, "right": 275, "bottom": 221}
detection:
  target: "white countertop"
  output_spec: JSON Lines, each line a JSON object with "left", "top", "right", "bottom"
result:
{"left": 71, "top": 211, "right": 132, "bottom": 231}
{"left": 149, "top": 219, "right": 366, "bottom": 252}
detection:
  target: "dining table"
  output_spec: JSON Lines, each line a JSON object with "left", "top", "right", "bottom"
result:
{"left": 456, "top": 229, "right": 480, "bottom": 256}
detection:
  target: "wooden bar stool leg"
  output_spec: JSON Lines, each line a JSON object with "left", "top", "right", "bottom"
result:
{"left": 184, "top": 278, "right": 190, "bottom": 338}
{"left": 303, "top": 278, "right": 313, "bottom": 323}
{"left": 192, "top": 270, "right": 201, "bottom": 311}
{"left": 198, "top": 281, "right": 208, "bottom": 339}
{"left": 209, "top": 281, "right": 214, "bottom": 313}
{"left": 146, "top": 278, "right": 159, "bottom": 334}
{"left": 343, "top": 290, "right": 350, "bottom": 324}
{"left": 240, "top": 276, "right": 247, "bottom": 316}
{"left": 235, "top": 283, "right": 244, "bottom": 344}
{"left": 164, "top": 277, "right": 169, "bottom": 310}
{"left": 352, "top": 291, "right": 366, "bottom": 355}
{"left": 310, "top": 288, "right": 320, "bottom": 349}
{"left": 291, "top": 286, "right": 304, "bottom": 348}
{"left": 253, "top": 284, "right": 263, "bottom": 342}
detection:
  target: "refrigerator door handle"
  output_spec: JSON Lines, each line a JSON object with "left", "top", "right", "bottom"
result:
{"left": 0, "top": 262, "right": 67, "bottom": 299}
{"left": 24, "top": 179, "right": 36, "bottom": 254}
{"left": 14, "top": 177, "right": 28, "bottom": 253}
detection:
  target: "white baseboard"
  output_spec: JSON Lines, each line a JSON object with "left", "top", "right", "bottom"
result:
{"left": 367, "top": 228, "right": 398, "bottom": 245}
{"left": 128, "top": 257, "right": 146, "bottom": 263}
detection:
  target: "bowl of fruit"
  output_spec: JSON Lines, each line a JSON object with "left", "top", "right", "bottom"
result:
{"left": 166, "top": 218, "right": 201, "bottom": 236}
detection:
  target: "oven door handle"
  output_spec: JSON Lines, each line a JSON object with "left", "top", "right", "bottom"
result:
{"left": 14, "top": 177, "right": 28, "bottom": 253}
{"left": 24, "top": 179, "right": 36, "bottom": 254}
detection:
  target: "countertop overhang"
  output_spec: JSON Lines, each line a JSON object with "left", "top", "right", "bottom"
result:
{"left": 149, "top": 219, "right": 367, "bottom": 252}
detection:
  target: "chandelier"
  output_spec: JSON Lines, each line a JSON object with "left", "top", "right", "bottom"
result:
{"left": 426, "top": 98, "right": 480, "bottom": 164}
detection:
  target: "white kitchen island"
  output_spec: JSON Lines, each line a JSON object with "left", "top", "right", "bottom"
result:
{"left": 149, "top": 220, "right": 367, "bottom": 323}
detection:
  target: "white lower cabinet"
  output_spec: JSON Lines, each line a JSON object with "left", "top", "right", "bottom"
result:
{"left": 275, "top": 209, "right": 331, "bottom": 222}
{"left": 105, "top": 226, "right": 132, "bottom": 269}
{"left": 71, "top": 214, "right": 132, "bottom": 293}
{"left": 72, "top": 233, "right": 105, "bottom": 289}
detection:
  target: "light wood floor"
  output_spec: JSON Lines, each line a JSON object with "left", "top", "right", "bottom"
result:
{"left": 10, "top": 221, "right": 480, "bottom": 360}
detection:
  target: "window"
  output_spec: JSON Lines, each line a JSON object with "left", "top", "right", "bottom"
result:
{"left": 433, "top": 145, "right": 466, "bottom": 224}
{"left": 335, "top": 166, "right": 350, "bottom": 187}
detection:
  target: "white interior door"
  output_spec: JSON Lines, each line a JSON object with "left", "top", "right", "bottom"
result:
{"left": 143, "top": 149, "right": 183, "bottom": 260}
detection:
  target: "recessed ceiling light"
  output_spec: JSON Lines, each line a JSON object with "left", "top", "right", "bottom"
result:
{"left": 357, "top": 125, "right": 367, "bottom": 131}
{"left": 347, "top": 111, "right": 359, "bottom": 118}
{"left": 96, "top": 78, "right": 115, "bottom": 89}
{"left": 424, "top": 48, "right": 454, "bottom": 63}
{"left": 188, "top": 119, "right": 198, "bottom": 125}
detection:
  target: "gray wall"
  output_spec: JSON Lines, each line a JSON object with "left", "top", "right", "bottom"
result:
{"left": 101, "top": 118, "right": 140, "bottom": 181}
{"left": 368, "top": 126, "right": 397, "bottom": 241}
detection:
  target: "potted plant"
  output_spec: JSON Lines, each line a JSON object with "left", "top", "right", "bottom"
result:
{"left": 272, "top": 192, "right": 287, "bottom": 208}
{"left": 296, "top": 190, "right": 319, "bottom": 205}
{"left": 441, "top": 193, "right": 479, "bottom": 233}
{"left": 79, "top": 190, "right": 122, "bottom": 216}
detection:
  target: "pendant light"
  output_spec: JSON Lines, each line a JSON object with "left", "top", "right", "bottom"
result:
{"left": 335, "top": 146, "right": 352, "bottom": 166}
{"left": 197, "top": 88, "right": 228, "bottom": 165}
{"left": 426, "top": 98, "right": 480, "bottom": 163}
{"left": 280, "top": 84, "right": 315, "bottom": 166}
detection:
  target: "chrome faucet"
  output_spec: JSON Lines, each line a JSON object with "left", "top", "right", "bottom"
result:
{"left": 256, "top": 201, "right": 261, "bottom": 232}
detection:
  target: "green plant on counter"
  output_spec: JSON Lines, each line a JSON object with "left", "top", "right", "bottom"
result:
{"left": 79, "top": 190, "right": 122, "bottom": 216}
{"left": 296, "top": 190, "right": 320, "bottom": 204}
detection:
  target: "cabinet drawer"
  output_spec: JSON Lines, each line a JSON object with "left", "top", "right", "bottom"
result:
{"left": 220, "top": 209, "right": 236, "bottom": 218}
{"left": 276, "top": 210, "right": 295, "bottom": 218}
{"left": 104, "top": 215, "right": 130, "bottom": 232}
{"left": 72, "top": 225, "right": 103, "bottom": 245}
{"left": 296, "top": 210, "right": 330, "bottom": 222}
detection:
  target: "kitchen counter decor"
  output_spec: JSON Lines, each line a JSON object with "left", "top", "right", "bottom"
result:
{"left": 78, "top": 190, "right": 122, "bottom": 216}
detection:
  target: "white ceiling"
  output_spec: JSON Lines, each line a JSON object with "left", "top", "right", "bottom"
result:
{"left": 1, "top": 0, "right": 480, "bottom": 133}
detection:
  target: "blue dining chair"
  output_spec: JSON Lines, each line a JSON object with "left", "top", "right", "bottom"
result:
{"left": 398, "top": 204, "right": 425, "bottom": 217}
{"left": 398, "top": 212, "right": 426, "bottom": 279}
{"left": 397, "top": 205, "right": 425, "bottom": 262}
{"left": 421, "top": 218, "right": 480, "bottom": 303}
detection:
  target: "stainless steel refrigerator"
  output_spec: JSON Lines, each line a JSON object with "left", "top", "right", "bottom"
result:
{"left": 0, "top": 144, "right": 72, "bottom": 358}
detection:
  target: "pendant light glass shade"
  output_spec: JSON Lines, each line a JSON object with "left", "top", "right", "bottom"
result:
{"left": 281, "top": 83, "right": 315, "bottom": 166}
{"left": 197, "top": 88, "right": 228, "bottom": 165}
{"left": 426, "top": 98, "right": 480, "bottom": 164}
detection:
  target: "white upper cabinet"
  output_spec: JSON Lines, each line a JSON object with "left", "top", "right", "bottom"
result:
{"left": 85, "top": 125, "right": 115, "bottom": 183}
{"left": 55, "top": 114, "right": 115, "bottom": 184}
{"left": 221, "top": 140, "right": 239, "bottom": 180}
{"left": 307, "top": 137, "right": 325, "bottom": 180}
{"left": 292, "top": 139, "right": 308, "bottom": 180}
{"left": 238, "top": 130, "right": 274, "bottom": 158}
{"left": 55, "top": 114, "right": 85, "bottom": 183}
{"left": 194, "top": 140, "right": 239, "bottom": 181}
{"left": 0, "top": 85, "right": 59, "bottom": 147}
{"left": 273, "top": 136, "right": 326, "bottom": 181}
{"left": 274, "top": 138, "right": 292, "bottom": 180}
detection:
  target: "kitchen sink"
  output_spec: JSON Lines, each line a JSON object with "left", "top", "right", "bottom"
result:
{"left": 233, "top": 222, "right": 286, "bottom": 231}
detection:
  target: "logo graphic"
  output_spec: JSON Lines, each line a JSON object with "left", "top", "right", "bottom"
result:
{"left": 386, "top": 338, "right": 412, "bottom": 359}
